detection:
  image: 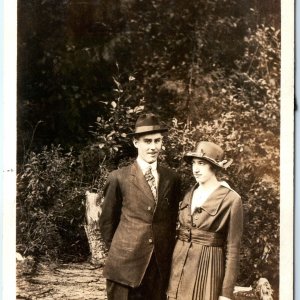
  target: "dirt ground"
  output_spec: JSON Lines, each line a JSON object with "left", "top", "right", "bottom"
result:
{"left": 17, "top": 261, "right": 107, "bottom": 300}
{"left": 16, "top": 259, "right": 272, "bottom": 300}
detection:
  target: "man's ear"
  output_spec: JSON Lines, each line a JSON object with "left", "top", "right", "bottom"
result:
{"left": 133, "top": 137, "right": 138, "bottom": 149}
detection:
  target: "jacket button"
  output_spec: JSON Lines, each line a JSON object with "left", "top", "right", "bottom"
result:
{"left": 147, "top": 206, "right": 152, "bottom": 211}
{"left": 148, "top": 238, "right": 153, "bottom": 243}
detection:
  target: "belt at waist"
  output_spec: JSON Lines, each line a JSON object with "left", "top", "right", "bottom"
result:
{"left": 178, "top": 228, "right": 225, "bottom": 247}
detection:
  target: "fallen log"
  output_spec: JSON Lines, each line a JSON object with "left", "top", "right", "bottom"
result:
{"left": 233, "top": 278, "right": 274, "bottom": 300}
{"left": 254, "top": 278, "right": 274, "bottom": 300}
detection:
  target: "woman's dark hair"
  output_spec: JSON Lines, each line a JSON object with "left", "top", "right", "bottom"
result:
{"left": 190, "top": 157, "right": 221, "bottom": 176}
{"left": 204, "top": 160, "right": 221, "bottom": 175}
{"left": 209, "top": 163, "right": 218, "bottom": 173}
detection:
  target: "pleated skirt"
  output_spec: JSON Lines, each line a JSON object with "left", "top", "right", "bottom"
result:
{"left": 167, "top": 240, "right": 225, "bottom": 300}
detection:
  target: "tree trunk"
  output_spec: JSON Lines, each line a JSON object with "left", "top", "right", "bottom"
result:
{"left": 84, "top": 191, "right": 106, "bottom": 266}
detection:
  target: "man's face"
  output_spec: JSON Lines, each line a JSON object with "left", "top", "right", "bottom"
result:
{"left": 133, "top": 132, "right": 163, "bottom": 163}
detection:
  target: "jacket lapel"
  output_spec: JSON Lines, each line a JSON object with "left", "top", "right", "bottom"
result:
{"left": 157, "top": 166, "right": 171, "bottom": 204}
{"left": 200, "top": 186, "right": 230, "bottom": 216}
{"left": 130, "top": 162, "right": 155, "bottom": 201}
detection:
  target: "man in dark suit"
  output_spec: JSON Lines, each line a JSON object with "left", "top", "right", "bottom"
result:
{"left": 100, "top": 113, "right": 181, "bottom": 300}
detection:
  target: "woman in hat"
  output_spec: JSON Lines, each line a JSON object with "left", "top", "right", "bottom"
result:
{"left": 167, "top": 141, "right": 243, "bottom": 300}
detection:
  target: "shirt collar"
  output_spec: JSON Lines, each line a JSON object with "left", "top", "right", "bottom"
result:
{"left": 189, "top": 181, "right": 232, "bottom": 216}
{"left": 136, "top": 157, "right": 157, "bottom": 174}
{"left": 219, "top": 180, "right": 233, "bottom": 191}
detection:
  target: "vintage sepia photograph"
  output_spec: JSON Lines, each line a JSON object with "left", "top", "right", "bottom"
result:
{"left": 2, "top": 0, "right": 293, "bottom": 299}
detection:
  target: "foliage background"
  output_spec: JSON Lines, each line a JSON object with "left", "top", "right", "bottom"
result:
{"left": 17, "top": 0, "right": 280, "bottom": 294}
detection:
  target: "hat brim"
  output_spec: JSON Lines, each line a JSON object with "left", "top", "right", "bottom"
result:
{"left": 127, "top": 127, "right": 168, "bottom": 137}
{"left": 183, "top": 153, "right": 233, "bottom": 169}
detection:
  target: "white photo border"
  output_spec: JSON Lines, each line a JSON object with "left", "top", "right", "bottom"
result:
{"left": 1, "top": 0, "right": 295, "bottom": 298}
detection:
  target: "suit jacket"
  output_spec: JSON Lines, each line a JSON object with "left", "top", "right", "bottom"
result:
{"left": 99, "top": 161, "right": 181, "bottom": 288}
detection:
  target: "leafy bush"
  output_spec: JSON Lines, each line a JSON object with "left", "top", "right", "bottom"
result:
{"left": 88, "top": 72, "right": 144, "bottom": 166}
{"left": 17, "top": 145, "right": 109, "bottom": 261}
{"left": 240, "top": 182, "right": 279, "bottom": 287}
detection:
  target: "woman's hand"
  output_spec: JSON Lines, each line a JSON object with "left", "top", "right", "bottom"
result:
{"left": 218, "top": 296, "right": 231, "bottom": 300}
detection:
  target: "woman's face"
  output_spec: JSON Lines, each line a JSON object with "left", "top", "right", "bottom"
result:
{"left": 192, "top": 158, "right": 216, "bottom": 184}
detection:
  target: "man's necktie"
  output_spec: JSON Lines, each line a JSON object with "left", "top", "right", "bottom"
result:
{"left": 144, "top": 166, "right": 157, "bottom": 201}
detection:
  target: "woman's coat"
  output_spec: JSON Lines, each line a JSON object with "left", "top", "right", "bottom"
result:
{"left": 167, "top": 183, "right": 243, "bottom": 299}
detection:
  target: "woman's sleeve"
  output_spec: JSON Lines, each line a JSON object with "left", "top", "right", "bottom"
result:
{"left": 221, "top": 194, "right": 244, "bottom": 298}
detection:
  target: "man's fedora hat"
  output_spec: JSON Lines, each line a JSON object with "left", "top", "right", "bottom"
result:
{"left": 128, "top": 113, "right": 168, "bottom": 136}
{"left": 184, "top": 141, "right": 233, "bottom": 169}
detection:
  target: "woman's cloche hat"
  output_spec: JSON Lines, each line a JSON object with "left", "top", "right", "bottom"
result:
{"left": 184, "top": 141, "right": 233, "bottom": 169}
{"left": 128, "top": 113, "right": 168, "bottom": 136}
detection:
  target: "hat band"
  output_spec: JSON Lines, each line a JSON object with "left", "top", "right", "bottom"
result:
{"left": 184, "top": 153, "right": 232, "bottom": 169}
{"left": 134, "top": 125, "right": 167, "bottom": 134}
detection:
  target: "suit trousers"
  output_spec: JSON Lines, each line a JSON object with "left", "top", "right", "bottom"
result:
{"left": 106, "top": 254, "right": 167, "bottom": 300}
